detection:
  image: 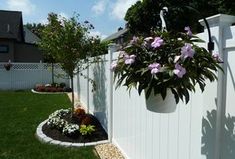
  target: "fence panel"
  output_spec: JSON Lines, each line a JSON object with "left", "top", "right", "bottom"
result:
{"left": 73, "top": 14, "right": 235, "bottom": 159}
{"left": 221, "top": 25, "right": 235, "bottom": 159}
{"left": 0, "top": 63, "right": 69, "bottom": 90}
{"left": 112, "top": 84, "right": 204, "bottom": 159}
{"left": 74, "top": 54, "right": 111, "bottom": 132}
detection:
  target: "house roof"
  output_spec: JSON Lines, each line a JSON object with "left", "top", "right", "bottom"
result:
{"left": 103, "top": 28, "right": 128, "bottom": 42}
{"left": 23, "top": 27, "right": 40, "bottom": 44}
{"left": 0, "top": 10, "right": 24, "bottom": 42}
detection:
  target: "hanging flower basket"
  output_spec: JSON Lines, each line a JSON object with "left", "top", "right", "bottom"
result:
{"left": 145, "top": 89, "right": 176, "bottom": 113}
{"left": 111, "top": 27, "right": 222, "bottom": 112}
{"left": 4, "top": 60, "right": 13, "bottom": 71}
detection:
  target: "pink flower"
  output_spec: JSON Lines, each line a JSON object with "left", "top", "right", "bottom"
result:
{"left": 151, "top": 37, "right": 164, "bottom": 48}
{"left": 212, "top": 52, "right": 223, "bottom": 63}
{"left": 173, "top": 63, "right": 186, "bottom": 78}
{"left": 148, "top": 63, "right": 161, "bottom": 75}
{"left": 130, "top": 36, "right": 139, "bottom": 44}
{"left": 110, "top": 61, "right": 118, "bottom": 71}
{"left": 125, "top": 54, "right": 136, "bottom": 65}
{"left": 185, "top": 26, "right": 193, "bottom": 37}
{"left": 181, "top": 43, "right": 195, "bottom": 59}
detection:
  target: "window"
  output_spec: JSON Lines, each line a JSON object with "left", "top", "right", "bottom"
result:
{"left": 0, "top": 45, "right": 9, "bottom": 53}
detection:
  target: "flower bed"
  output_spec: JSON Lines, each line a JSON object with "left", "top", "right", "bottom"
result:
{"left": 41, "top": 108, "right": 108, "bottom": 143}
{"left": 33, "top": 83, "right": 72, "bottom": 93}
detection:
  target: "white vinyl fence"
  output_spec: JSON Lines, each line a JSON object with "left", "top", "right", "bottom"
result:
{"left": 74, "top": 14, "right": 235, "bottom": 159}
{"left": 0, "top": 63, "right": 69, "bottom": 90}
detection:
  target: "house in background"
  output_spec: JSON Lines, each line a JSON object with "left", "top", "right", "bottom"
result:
{"left": 0, "top": 10, "right": 43, "bottom": 63}
{"left": 103, "top": 27, "right": 129, "bottom": 45}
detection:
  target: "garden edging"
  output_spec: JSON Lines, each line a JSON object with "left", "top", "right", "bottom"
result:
{"left": 31, "top": 89, "right": 67, "bottom": 94}
{"left": 35, "top": 119, "right": 109, "bottom": 147}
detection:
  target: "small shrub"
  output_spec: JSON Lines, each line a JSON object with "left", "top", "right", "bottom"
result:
{"left": 36, "top": 85, "right": 45, "bottom": 92}
{"left": 80, "top": 114, "right": 93, "bottom": 125}
{"left": 59, "top": 82, "right": 66, "bottom": 88}
{"left": 63, "top": 87, "right": 72, "bottom": 92}
{"left": 74, "top": 108, "right": 86, "bottom": 117}
{"left": 47, "top": 109, "right": 70, "bottom": 130}
{"left": 47, "top": 117, "right": 68, "bottom": 130}
{"left": 34, "top": 83, "right": 70, "bottom": 92}
{"left": 49, "top": 109, "right": 70, "bottom": 118}
{"left": 79, "top": 125, "right": 95, "bottom": 136}
{"left": 62, "top": 123, "right": 80, "bottom": 136}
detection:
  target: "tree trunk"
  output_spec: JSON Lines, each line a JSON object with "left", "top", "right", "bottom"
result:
{"left": 70, "top": 75, "right": 74, "bottom": 117}
{"left": 51, "top": 62, "right": 54, "bottom": 84}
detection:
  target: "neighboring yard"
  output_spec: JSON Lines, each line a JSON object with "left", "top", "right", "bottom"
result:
{"left": 0, "top": 91, "right": 99, "bottom": 159}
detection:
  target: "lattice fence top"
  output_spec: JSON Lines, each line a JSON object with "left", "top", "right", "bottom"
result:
{"left": 0, "top": 63, "right": 62, "bottom": 70}
{"left": 43, "top": 63, "right": 62, "bottom": 70}
{"left": 13, "top": 63, "right": 39, "bottom": 70}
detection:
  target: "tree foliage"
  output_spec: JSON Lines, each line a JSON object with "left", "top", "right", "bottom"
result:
{"left": 39, "top": 13, "right": 107, "bottom": 111}
{"left": 125, "top": 0, "right": 235, "bottom": 35}
{"left": 24, "top": 23, "right": 45, "bottom": 38}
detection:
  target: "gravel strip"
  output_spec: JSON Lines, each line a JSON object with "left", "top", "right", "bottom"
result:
{"left": 95, "top": 143, "right": 125, "bottom": 159}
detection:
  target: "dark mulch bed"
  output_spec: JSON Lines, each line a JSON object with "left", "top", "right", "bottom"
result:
{"left": 42, "top": 114, "right": 108, "bottom": 143}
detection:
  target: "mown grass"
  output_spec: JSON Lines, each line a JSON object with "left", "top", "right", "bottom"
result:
{"left": 0, "top": 91, "right": 99, "bottom": 159}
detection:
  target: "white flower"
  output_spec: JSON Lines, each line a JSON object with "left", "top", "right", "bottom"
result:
{"left": 62, "top": 123, "right": 80, "bottom": 135}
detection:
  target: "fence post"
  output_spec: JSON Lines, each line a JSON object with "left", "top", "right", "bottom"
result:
{"left": 200, "top": 14, "right": 235, "bottom": 159}
{"left": 39, "top": 61, "right": 44, "bottom": 84}
{"left": 87, "top": 63, "right": 90, "bottom": 113}
{"left": 107, "top": 43, "right": 118, "bottom": 143}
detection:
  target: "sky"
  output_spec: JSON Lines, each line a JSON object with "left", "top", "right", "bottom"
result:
{"left": 0, "top": 0, "right": 140, "bottom": 39}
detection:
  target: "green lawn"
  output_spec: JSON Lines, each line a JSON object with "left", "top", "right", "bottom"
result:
{"left": 0, "top": 91, "right": 99, "bottom": 159}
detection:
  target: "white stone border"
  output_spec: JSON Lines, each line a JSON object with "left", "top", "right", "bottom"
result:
{"left": 31, "top": 89, "right": 67, "bottom": 95}
{"left": 35, "top": 119, "right": 109, "bottom": 147}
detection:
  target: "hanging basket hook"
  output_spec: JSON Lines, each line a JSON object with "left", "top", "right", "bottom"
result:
{"left": 160, "top": 7, "right": 168, "bottom": 32}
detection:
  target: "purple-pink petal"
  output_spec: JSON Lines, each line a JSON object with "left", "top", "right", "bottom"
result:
{"left": 130, "top": 36, "right": 139, "bottom": 44}
{"left": 124, "top": 54, "right": 136, "bottom": 65}
{"left": 110, "top": 61, "right": 118, "bottom": 71}
{"left": 181, "top": 43, "right": 195, "bottom": 59}
{"left": 148, "top": 63, "right": 161, "bottom": 75}
{"left": 151, "top": 68, "right": 160, "bottom": 74}
{"left": 125, "top": 59, "right": 135, "bottom": 64}
{"left": 173, "top": 63, "right": 186, "bottom": 78}
{"left": 151, "top": 37, "right": 164, "bottom": 48}
{"left": 212, "top": 52, "right": 223, "bottom": 62}
{"left": 185, "top": 26, "right": 192, "bottom": 37}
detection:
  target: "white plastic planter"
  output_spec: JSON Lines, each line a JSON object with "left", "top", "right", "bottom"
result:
{"left": 145, "top": 90, "right": 176, "bottom": 113}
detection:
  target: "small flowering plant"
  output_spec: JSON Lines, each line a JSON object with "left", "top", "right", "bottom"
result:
{"left": 112, "top": 27, "right": 222, "bottom": 103}
{"left": 62, "top": 123, "right": 80, "bottom": 136}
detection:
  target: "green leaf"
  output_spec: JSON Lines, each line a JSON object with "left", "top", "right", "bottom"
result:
{"left": 160, "top": 88, "right": 167, "bottom": 100}
{"left": 145, "top": 87, "right": 152, "bottom": 99}
{"left": 198, "top": 81, "right": 205, "bottom": 92}
{"left": 171, "top": 88, "right": 179, "bottom": 104}
{"left": 183, "top": 89, "right": 190, "bottom": 104}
